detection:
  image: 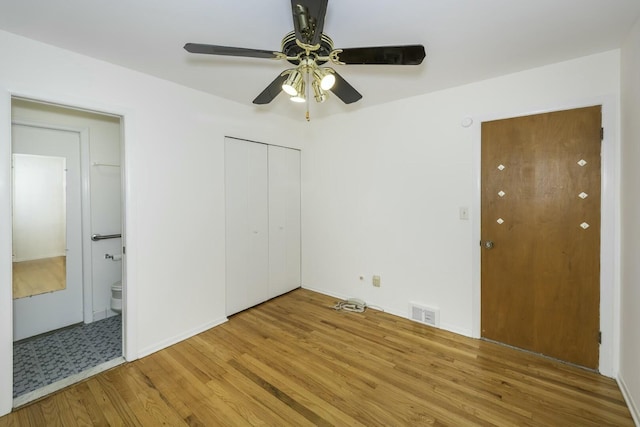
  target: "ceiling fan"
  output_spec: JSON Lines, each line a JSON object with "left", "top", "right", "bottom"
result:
{"left": 184, "top": 0, "right": 425, "bottom": 114}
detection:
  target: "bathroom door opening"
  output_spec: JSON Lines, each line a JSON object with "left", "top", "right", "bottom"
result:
{"left": 10, "top": 97, "right": 126, "bottom": 404}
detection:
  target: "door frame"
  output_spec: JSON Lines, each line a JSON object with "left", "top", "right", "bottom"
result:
{"left": 471, "top": 97, "right": 619, "bottom": 377}
{"left": 0, "top": 89, "right": 138, "bottom": 414}
{"left": 11, "top": 119, "right": 93, "bottom": 327}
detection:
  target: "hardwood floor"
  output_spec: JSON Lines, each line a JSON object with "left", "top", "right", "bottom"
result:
{"left": 12, "top": 256, "right": 66, "bottom": 299}
{"left": 1, "top": 289, "right": 633, "bottom": 426}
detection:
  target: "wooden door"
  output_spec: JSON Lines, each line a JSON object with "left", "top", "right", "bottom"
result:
{"left": 268, "top": 145, "right": 301, "bottom": 298}
{"left": 480, "top": 106, "right": 601, "bottom": 369}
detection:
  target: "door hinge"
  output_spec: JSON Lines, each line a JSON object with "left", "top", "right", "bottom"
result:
{"left": 122, "top": 246, "right": 126, "bottom": 255}
{"left": 600, "top": 127, "right": 604, "bottom": 140}
{"left": 598, "top": 331, "right": 602, "bottom": 344}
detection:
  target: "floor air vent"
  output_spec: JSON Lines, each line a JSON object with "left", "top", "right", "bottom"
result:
{"left": 409, "top": 303, "right": 440, "bottom": 327}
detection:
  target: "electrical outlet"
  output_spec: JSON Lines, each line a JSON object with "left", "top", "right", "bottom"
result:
{"left": 372, "top": 275, "right": 381, "bottom": 287}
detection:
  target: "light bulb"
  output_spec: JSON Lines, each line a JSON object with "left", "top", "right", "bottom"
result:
{"left": 320, "top": 73, "right": 335, "bottom": 90}
{"left": 314, "top": 67, "right": 335, "bottom": 91}
{"left": 282, "top": 70, "right": 303, "bottom": 96}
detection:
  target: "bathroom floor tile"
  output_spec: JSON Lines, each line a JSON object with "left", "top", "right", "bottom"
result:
{"left": 13, "top": 315, "right": 122, "bottom": 398}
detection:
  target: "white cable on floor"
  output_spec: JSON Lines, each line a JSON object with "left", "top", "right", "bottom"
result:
{"left": 332, "top": 300, "right": 366, "bottom": 313}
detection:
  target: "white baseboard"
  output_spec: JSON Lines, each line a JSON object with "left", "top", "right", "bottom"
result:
{"left": 92, "top": 308, "right": 120, "bottom": 322}
{"left": 137, "top": 317, "right": 228, "bottom": 359}
{"left": 302, "top": 285, "right": 472, "bottom": 338}
{"left": 618, "top": 375, "right": 640, "bottom": 426}
{"left": 440, "top": 323, "right": 473, "bottom": 338}
{"left": 301, "top": 286, "right": 353, "bottom": 303}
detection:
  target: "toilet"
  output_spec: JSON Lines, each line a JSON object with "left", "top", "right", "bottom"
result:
{"left": 111, "top": 281, "right": 122, "bottom": 313}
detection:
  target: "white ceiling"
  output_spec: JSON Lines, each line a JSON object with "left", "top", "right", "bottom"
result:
{"left": 1, "top": 0, "right": 639, "bottom": 119}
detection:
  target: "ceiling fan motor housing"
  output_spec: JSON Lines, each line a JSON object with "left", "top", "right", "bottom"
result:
{"left": 281, "top": 31, "right": 334, "bottom": 65}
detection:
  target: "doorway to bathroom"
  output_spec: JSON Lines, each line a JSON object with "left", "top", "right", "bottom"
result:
{"left": 10, "top": 98, "right": 125, "bottom": 405}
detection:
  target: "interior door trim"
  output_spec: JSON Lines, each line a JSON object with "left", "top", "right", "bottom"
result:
{"left": 0, "top": 89, "right": 13, "bottom": 416}
{"left": 470, "top": 96, "right": 618, "bottom": 377}
{"left": 0, "top": 89, "right": 135, "bottom": 416}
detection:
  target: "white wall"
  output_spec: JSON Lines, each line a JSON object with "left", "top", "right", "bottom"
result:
{"left": 0, "top": 29, "right": 304, "bottom": 415}
{"left": 12, "top": 100, "right": 123, "bottom": 320}
{"left": 301, "top": 50, "right": 620, "bottom": 344}
{"left": 619, "top": 16, "right": 640, "bottom": 425}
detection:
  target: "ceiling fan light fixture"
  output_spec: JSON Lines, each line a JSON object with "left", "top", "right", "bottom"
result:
{"left": 282, "top": 70, "right": 303, "bottom": 96}
{"left": 321, "top": 74, "right": 335, "bottom": 90}
{"left": 312, "top": 79, "right": 327, "bottom": 103}
{"left": 290, "top": 93, "right": 306, "bottom": 103}
{"left": 290, "top": 76, "right": 306, "bottom": 102}
{"left": 185, "top": 1, "right": 426, "bottom": 115}
{"left": 314, "top": 67, "right": 335, "bottom": 90}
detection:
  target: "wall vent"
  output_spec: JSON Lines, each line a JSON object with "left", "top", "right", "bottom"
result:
{"left": 409, "top": 302, "right": 440, "bottom": 327}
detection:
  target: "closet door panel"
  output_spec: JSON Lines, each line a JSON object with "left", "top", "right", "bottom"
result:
{"left": 225, "top": 139, "right": 269, "bottom": 315}
{"left": 268, "top": 145, "right": 301, "bottom": 297}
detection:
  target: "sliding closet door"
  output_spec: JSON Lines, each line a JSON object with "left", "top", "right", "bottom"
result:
{"left": 268, "top": 146, "right": 301, "bottom": 298}
{"left": 225, "top": 138, "right": 269, "bottom": 315}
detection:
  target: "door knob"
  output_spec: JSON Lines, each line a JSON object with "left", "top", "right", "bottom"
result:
{"left": 482, "top": 240, "right": 494, "bottom": 249}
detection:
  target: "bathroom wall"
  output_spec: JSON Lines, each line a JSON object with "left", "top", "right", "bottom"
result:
{"left": 11, "top": 99, "right": 122, "bottom": 321}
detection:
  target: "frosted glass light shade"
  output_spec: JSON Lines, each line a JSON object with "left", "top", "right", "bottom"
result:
{"left": 320, "top": 73, "right": 335, "bottom": 90}
{"left": 314, "top": 68, "right": 335, "bottom": 90}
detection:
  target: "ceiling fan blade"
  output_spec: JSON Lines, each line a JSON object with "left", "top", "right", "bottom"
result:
{"left": 253, "top": 74, "right": 288, "bottom": 105}
{"left": 291, "top": 0, "right": 328, "bottom": 46}
{"left": 330, "top": 72, "right": 362, "bottom": 104}
{"left": 336, "top": 45, "right": 426, "bottom": 65}
{"left": 184, "top": 43, "right": 279, "bottom": 59}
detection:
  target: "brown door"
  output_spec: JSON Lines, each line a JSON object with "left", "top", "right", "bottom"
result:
{"left": 480, "top": 106, "right": 601, "bottom": 369}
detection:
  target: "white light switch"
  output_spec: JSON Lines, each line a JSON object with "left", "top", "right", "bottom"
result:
{"left": 459, "top": 207, "right": 469, "bottom": 220}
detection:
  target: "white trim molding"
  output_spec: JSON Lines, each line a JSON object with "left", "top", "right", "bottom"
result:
{"left": 618, "top": 376, "right": 640, "bottom": 426}
{"left": 0, "top": 90, "right": 13, "bottom": 417}
{"left": 137, "top": 317, "right": 228, "bottom": 359}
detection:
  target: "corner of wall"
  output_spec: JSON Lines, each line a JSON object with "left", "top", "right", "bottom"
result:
{"left": 136, "top": 317, "right": 228, "bottom": 360}
{"left": 618, "top": 375, "right": 640, "bottom": 426}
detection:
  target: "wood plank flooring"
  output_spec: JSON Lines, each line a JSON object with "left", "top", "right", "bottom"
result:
{"left": 1, "top": 289, "right": 633, "bottom": 426}
{"left": 12, "top": 256, "right": 66, "bottom": 299}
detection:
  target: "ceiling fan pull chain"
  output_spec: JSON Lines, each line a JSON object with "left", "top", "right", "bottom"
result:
{"left": 306, "top": 68, "right": 311, "bottom": 121}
